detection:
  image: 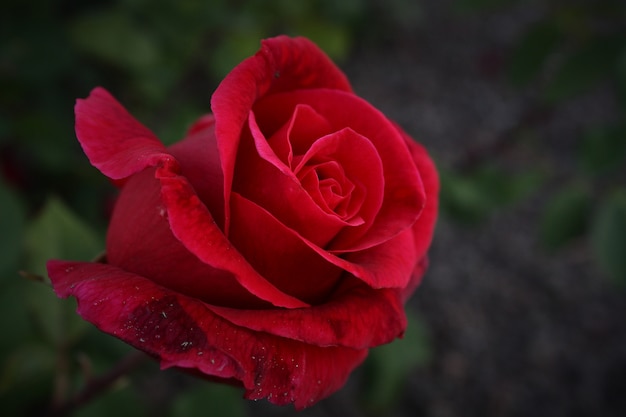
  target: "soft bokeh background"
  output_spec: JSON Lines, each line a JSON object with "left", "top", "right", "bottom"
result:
{"left": 1, "top": 0, "right": 625, "bottom": 416}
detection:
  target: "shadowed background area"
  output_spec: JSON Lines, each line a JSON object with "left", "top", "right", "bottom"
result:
{"left": 1, "top": 0, "right": 625, "bottom": 416}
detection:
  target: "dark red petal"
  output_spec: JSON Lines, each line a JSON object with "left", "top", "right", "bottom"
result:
{"left": 229, "top": 192, "right": 342, "bottom": 304}
{"left": 234, "top": 121, "right": 351, "bottom": 248}
{"left": 47, "top": 260, "right": 366, "bottom": 409}
{"left": 231, "top": 186, "right": 418, "bottom": 291}
{"left": 294, "top": 227, "right": 419, "bottom": 290}
{"left": 254, "top": 90, "right": 425, "bottom": 252}
{"left": 401, "top": 129, "right": 440, "bottom": 261}
{"left": 106, "top": 168, "right": 267, "bottom": 309}
{"left": 168, "top": 115, "right": 225, "bottom": 229}
{"left": 75, "top": 87, "right": 176, "bottom": 180}
{"left": 272, "top": 103, "right": 334, "bottom": 162}
{"left": 155, "top": 163, "right": 308, "bottom": 309}
{"left": 401, "top": 256, "right": 429, "bottom": 303}
{"left": 293, "top": 128, "right": 384, "bottom": 226}
{"left": 208, "top": 276, "right": 407, "bottom": 349}
{"left": 211, "top": 36, "right": 352, "bottom": 231}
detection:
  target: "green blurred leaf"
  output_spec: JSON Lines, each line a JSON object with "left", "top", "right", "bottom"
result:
{"left": 508, "top": 20, "right": 561, "bottom": 86}
{"left": 208, "top": 31, "right": 265, "bottom": 79}
{"left": 539, "top": 184, "right": 591, "bottom": 251}
{"left": 74, "top": 379, "right": 148, "bottom": 417}
{"left": 23, "top": 197, "right": 103, "bottom": 277}
{"left": 24, "top": 278, "right": 88, "bottom": 348}
{"left": 295, "top": 21, "right": 351, "bottom": 61}
{"left": 362, "top": 313, "right": 431, "bottom": 413}
{"left": 441, "top": 166, "right": 541, "bottom": 224}
{"left": 544, "top": 36, "right": 623, "bottom": 103}
{"left": 578, "top": 124, "right": 626, "bottom": 175}
{"left": 169, "top": 382, "right": 246, "bottom": 417}
{"left": 69, "top": 10, "right": 160, "bottom": 73}
{"left": 0, "top": 344, "right": 56, "bottom": 393}
{"left": 21, "top": 197, "right": 102, "bottom": 346}
{"left": 0, "top": 180, "right": 25, "bottom": 281}
{"left": 591, "top": 190, "right": 626, "bottom": 286}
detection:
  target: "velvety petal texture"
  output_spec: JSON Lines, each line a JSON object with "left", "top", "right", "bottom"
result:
{"left": 48, "top": 260, "right": 367, "bottom": 409}
{"left": 47, "top": 35, "right": 439, "bottom": 409}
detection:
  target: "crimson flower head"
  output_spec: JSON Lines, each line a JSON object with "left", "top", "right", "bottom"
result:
{"left": 47, "top": 35, "right": 438, "bottom": 409}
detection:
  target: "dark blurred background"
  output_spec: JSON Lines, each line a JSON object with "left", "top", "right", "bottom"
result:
{"left": 1, "top": 0, "right": 625, "bottom": 416}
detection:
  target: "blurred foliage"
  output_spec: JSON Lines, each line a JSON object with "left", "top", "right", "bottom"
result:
{"left": 361, "top": 312, "right": 431, "bottom": 415}
{"left": 440, "top": 164, "right": 542, "bottom": 224}
{"left": 443, "top": 0, "right": 626, "bottom": 286}
{"left": 0, "top": 0, "right": 432, "bottom": 415}
{"left": 169, "top": 382, "right": 246, "bottom": 417}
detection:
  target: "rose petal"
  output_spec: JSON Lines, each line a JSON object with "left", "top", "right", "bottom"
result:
{"left": 168, "top": 115, "right": 225, "bottom": 228}
{"left": 208, "top": 276, "right": 407, "bottom": 349}
{"left": 400, "top": 128, "right": 440, "bottom": 261}
{"left": 293, "top": 127, "right": 384, "bottom": 226}
{"left": 47, "top": 260, "right": 367, "bottom": 409}
{"left": 401, "top": 255, "right": 429, "bottom": 303}
{"left": 229, "top": 192, "right": 342, "bottom": 304}
{"left": 107, "top": 168, "right": 267, "bottom": 309}
{"left": 74, "top": 88, "right": 306, "bottom": 309}
{"left": 211, "top": 36, "right": 353, "bottom": 232}
{"left": 230, "top": 186, "right": 418, "bottom": 291}
{"left": 234, "top": 118, "right": 354, "bottom": 248}
{"left": 254, "top": 89, "right": 425, "bottom": 252}
{"left": 156, "top": 165, "right": 309, "bottom": 309}
{"left": 75, "top": 87, "right": 177, "bottom": 181}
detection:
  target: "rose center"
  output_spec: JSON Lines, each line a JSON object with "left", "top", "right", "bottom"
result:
{"left": 296, "top": 160, "right": 356, "bottom": 218}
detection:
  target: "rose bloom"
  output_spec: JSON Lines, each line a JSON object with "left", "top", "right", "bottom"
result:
{"left": 47, "top": 36, "right": 438, "bottom": 409}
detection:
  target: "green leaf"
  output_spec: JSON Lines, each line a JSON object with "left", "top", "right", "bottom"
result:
{"left": 508, "top": 20, "right": 561, "bottom": 86}
{"left": 591, "top": 190, "right": 626, "bottom": 286}
{"left": 69, "top": 10, "right": 160, "bottom": 73}
{"left": 362, "top": 313, "right": 431, "bottom": 413}
{"left": 544, "top": 36, "right": 623, "bottom": 103}
{"left": 23, "top": 197, "right": 103, "bottom": 277}
{"left": 21, "top": 197, "right": 102, "bottom": 346}
{"left": 294, "top": 21, "right": 351, "bottom": 61}
{"left": 440, "top": 166, "right": 542, "bottom": 224}
{"left": 539, "top": 184, "right": 591, "bottom": 250}
{"left": 578, "top": 124, "right": 626, "bottom": 175}
{"left": 169, "top": 382, "right": 246, "bottom": 417}
{"left": 208, "top": 30, "right": 265, "bottom": 79}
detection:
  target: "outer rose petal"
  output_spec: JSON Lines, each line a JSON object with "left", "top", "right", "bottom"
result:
{"left": 208, "top": 276, "right": 408, "bottom": 349}
{"left": 76, "top": 87, "right": 306, "bottom": 309}
{"left": 47, "top": 260, "right": 367, "bottom": 409}
{"left": 155, "top": 167, "right": 308, "bottom": 308}
{"left": 75, "top": 87, "right": 176, "bottom": 181}
{"left": 211, "top": 36, "right": 352, "bottom": 231}
{"left": 106, "top": 168, "right": 267, "bottom": 309}
{"left": 399, "top": 127, "right": 440, "bottom": 261}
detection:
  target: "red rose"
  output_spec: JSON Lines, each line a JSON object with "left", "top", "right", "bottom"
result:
{"left": 47, "top": 36, "right": 438, "bottom": 408}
